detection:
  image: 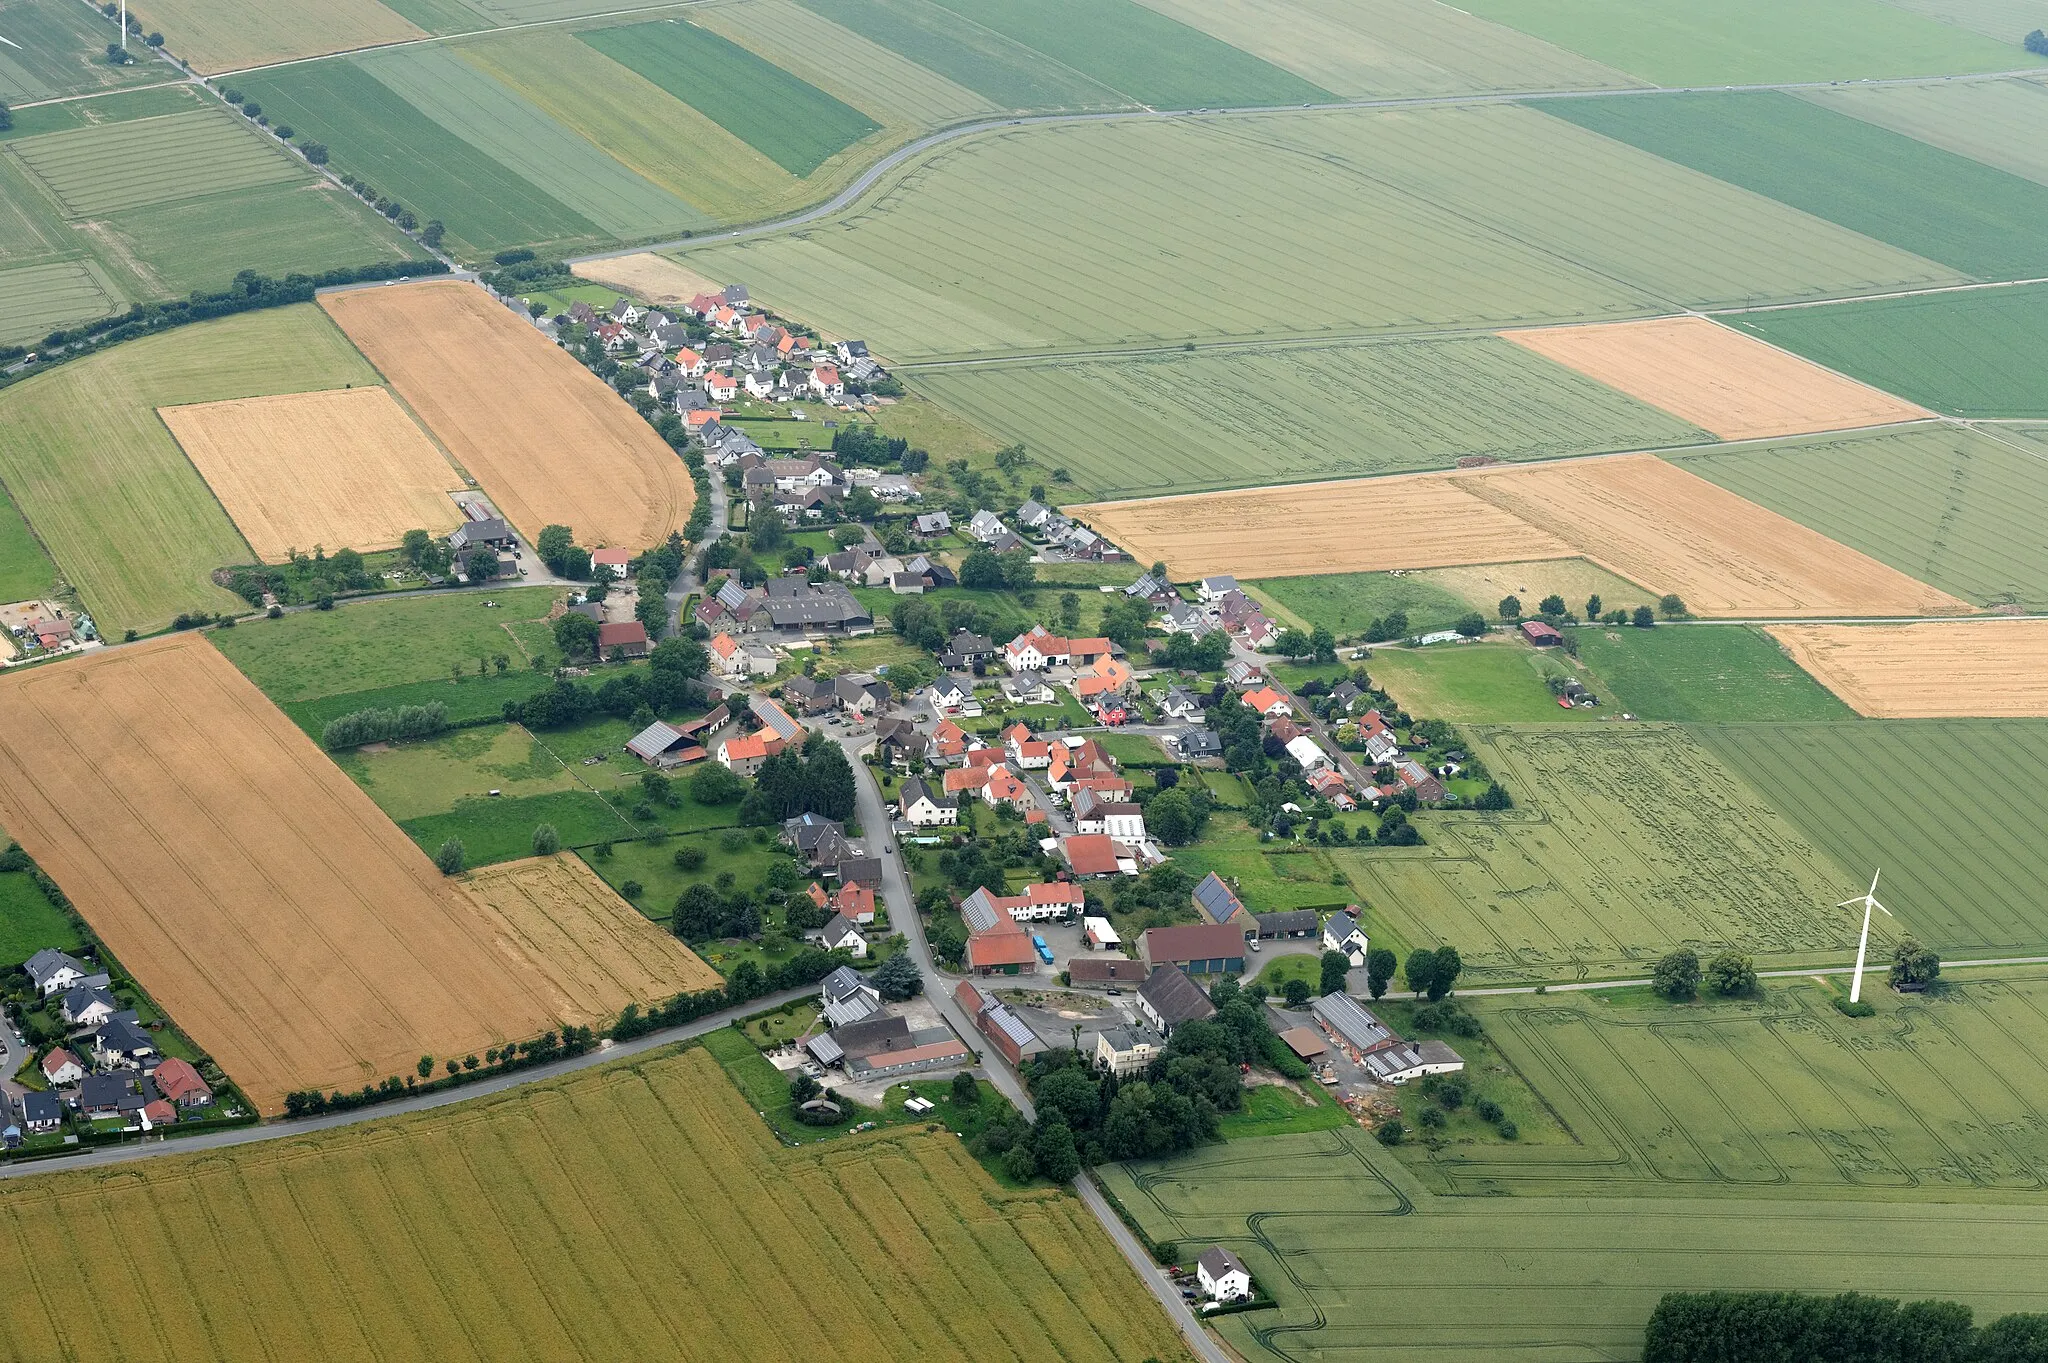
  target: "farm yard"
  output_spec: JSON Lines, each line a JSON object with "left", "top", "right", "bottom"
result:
{"left": 159, "top": 386, "right": 463, "bottom": 561}
{"left": 321, "top": 281, "right": 694, "bottom": 550}
{"left": 1767, "top": 620, "right": 2048, "bottom": 717}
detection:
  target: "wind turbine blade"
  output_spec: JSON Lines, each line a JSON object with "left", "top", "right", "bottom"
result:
{"left": 1836, "top": 897, "right": 1865, "bottom": 908}
{"left": 1869, "top": 869, "right": 1882, "bottom": 897}
{"left": 0, "top": 34, "right": 22, "bottom": 48}
{"left": 1871, "top": 898, "right": 1894, "bottom": 918}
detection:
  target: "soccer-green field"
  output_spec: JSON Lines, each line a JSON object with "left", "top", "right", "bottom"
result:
{"left": 1334, "top": 723, "right": 1862, "bottom": 981}
{"left": 1571, "top": 623, "right": 1855, "bottom": 721}
{"left": 910, "top": 336, "right": 1707, "bottom": 498}
{"left": 1364, "top": 639, "right": 1604, "bottom": 724}
{"left": 1250, "top": 571, "right": 1473, "bottom": 638}
{"left": 1675, "top": 426, "right": 2048, "bottom": 608}
{"left": 1729, "top": 284, "right": 2048, "bottom": 418}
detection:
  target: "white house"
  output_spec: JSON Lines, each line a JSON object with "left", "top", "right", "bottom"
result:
{"left": 60, "top": 986, "right": 116, "bottom": 1028}
{"left": 968, "top": 509, "right": 1007, "bottom": 542}
{"left": 1285, "top": 735, "right": 1333, "bottom": 773}
{"left": 1197, "top": 576, "right": 1241, "bottom": 603}
{"left": 705, "top": 372, "right": 739, "bottom": 402}
{"left": 1075, "top": 797, "right": 1146, "bottom": 843}
{"left": 674, "top": 347, "right": 707, "bottom": 377}
{"left": 1198, "top": 1247, "right": 1252, "bottom": 1302}
{"left": 23, "top": 949, "right": 91, "bottom": 998}
{"left": 1360, "top": 1039, "right": 1465, "bottom": 1085}
{"left": 820, "top": 965, "right": 881, "bottom": 1026}
{"left": 899, "top": 776, "right": 959, "bottom": 826}
{"left": 590, "top": 548, "right": 631, "bottom": 580}
{"left": 744, "top": 369, "right": 777, "bottom": 399}
{"left": 1323, "top": 910, "right": 1369, "bottom": 967}
{"left": 40, "top": 1047, "right": 83, "bottom": 1087}
{"left": 1002, "top": 671, "right": 1055, "bottom": 705}
{"left": 709, "top": 632, "right": 776, "bottom": 680}
{"left": 818, "top": 913, "right": 867, "bottom": 958}
{"left": 1004, "top": 626, "right": 1070, "bottom": 672}
{"left": 1159, "top": 687, "right": 1201, "bottom": 720}
{"left": 927, "top": 675, "right": 980, "bottom": 716}
{"left": 809, "top": 364, "right": 844, "bottom": 398}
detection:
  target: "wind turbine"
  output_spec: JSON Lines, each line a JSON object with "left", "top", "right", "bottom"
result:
{"left": 0, "top": 34, "right": 21, "bottom": 49}
{"left": 1837, "top": 870, "right": 1893, "bottom": 1004}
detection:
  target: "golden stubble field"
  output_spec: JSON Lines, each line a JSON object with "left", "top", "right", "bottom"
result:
{"left": 1500, "top": 315, "right": 1930, "bottom": 441}
{"left": 0, "top": 1047, "right": 1189, "bottom": 1363}
{"left": 322, "top": 281, "right": 694, "bottom": 550}
{"left": 159, "top": 386, "right": 463, "bottom": 561}
{"left": 572, "top": 253, "right": 725, "bottom": 305}
{"left": 1769, "top": 620, "right": 2048, "bottom": 716}
{"left": 0, "top": 636, "right": 714, "bottom": 1111}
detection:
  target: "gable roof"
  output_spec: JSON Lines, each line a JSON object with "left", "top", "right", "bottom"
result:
{"left": 1192, "top": 872, "right": 1248, "bottom": 925}
{"left": 1144, "top": 922, "right": 1245, "bottom": 965}
{"left": 1138, "top": 963, "right": 1217, "bottom": 1026}
{"left": 1060, "top": 834, "right": 1120, "bottom": 876}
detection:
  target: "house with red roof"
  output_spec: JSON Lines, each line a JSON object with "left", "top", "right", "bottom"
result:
{"left": 591, "top": 548, "right": 631, "bottom": 580}
{"left": 151, "top": 1057, "right": 214, "bottom": 1109}
{"left": 1059, "top": 833, "right": 1122, "bottom": 877}
{"left": 597, "top": 620, "right": 649, "bottom": 658}
{"left": 1241, "top": 686, "right": 1292, "bottom": 716}
{"left": 810, "top": 364, "right": 843, "bottom": 398}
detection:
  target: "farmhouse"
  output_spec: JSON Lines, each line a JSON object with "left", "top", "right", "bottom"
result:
{"left": 1361, "top": 1039, "right": 1466, "bottom": 1085}
{"left": 1136, "top": 963, "right": 1216, "bottom": 1034}
{"left": 1323, "top": 910, "right": 1369, "bottom": 966}
{"left": 1140, "top": 923, "right": 1246, "bottom": 976}
{"left": 1198, "top": 1247, "right": 1252, "bottom": 1301}
{"left": 1094, "top": 1025, "right": 1163, "bottom": 1077}
{"left": 716, "top": 731, "right": 781, "bottom": 776}
{"left": 820, "top": 965, "right": 882, "bottom": 1027}
{"left": 626, "top": 721, "right": 705, "bottom": 768}
{"left": 961, "top": 882, "right": 1085, "bottom": 931}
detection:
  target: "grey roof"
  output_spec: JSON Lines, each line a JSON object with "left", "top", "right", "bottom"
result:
{"left": 1138, "top": 964, "right": 1217, "bottom": 1027}
{"left": 900, "top": 776, "right": 953, "bottom": 811}
{"left": 982, "top": 1002, "right": 1036, "bottom": 1051}
{"left": 1359, "top": 1040, "right": 1464, "bottom": 1082}
{"left": 1312, "top": 993, "right": 1394, "bottom": 1054}
{"left": 1126, "top": 572, "right": 1168, "bottom": 599}
{"left": 821, "top": 964, "right": 875, "bottom": 1004}
{"left": 450, "top": 517, "right": 512, "bottom": 548}
{"left": 626, "top": 721, "right": 688, "bottom": 761}
{"left": 960, "top": 888, "right": 1005, "bottom": 935}
{"left": 827, "top": 1013, "right": 912, "bottom": 1060}
{"left": 1193, "top": 872, "right": 1246, "bottom": 924}
{"left": 79, "top": 1073, "right": 144, "bottom": 1112}
{"left": 1255, "top": 909, "right": 1320, "bottom": 935}
{"left": 1098, "top": 1025, "right": 1161, "bottom": 1055}
{"left": 949, "top": 630, "right": 995, "bottom": 656}
{"left": 1201, "top": 575, "right": 1240, "bottom": 592}
{"left": 1017, "top": 499, "right": 1050, "bottom": 524}
{"left": 1198, "top": 1247, "right": 1247, "bottom": 1281}
{"left": 819, "top": 912, "right": 861, "bottom": 945}
{"left": 751, "top": 694, "right": 804, "bottom": 741}
{"left": 23, "top": 949, "right": 87, "bottom": 987}
{"left": 804, "top": 1032, "right": 844, "bottom": 1066}
{"left": 93, "top": 1017, "right": 155, "bottom": 1055}
{"left": 760, "top": 583, "right": 870, "bottom": 629}
{"left": 785, "top": 814, "right": 846, "bottom": 854}
{"left": 1173, "top": 728, "right": 1223, "bottom": 756}
{"left": 1326, "top": 909, "right": 1363, "bottom": 940}
{"left": 61, "top": 985, "right": 115, "bottom": 1017}
{"left": 914, "top": 512, "right": 950, "bottom": 533}
{"left": 18, "top": 1092, "right": 59, "bottom": 1126}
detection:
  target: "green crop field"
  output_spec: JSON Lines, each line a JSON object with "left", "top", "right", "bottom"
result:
{"left": 112, "top": 179, "right": 420, "bottom": 295}
{"left": 0, "top": 480, "right": 57, "bottom": 605}
{"left": 1729, "top": 283, "right": 2048, "bottom": 418}
{"left": 9, "top": 108, "right": 305, "bottom": 217}
{"left": 698, "top": 0, "right": 995, "bottom": 129}
{"left": 1541, "top": 92, "right": 2048, "bottom": 281}
{"left": 0, "top": 81, "right": 204, "bottom": 143}
{"left": 0, "top": 306, "right": 391, "bottom": 635}
{"left": 1365, "top": 640, "right": 1603, "bottom": 724}
{"left": 1702, "top": 720, "right": 2048, "bottom": 958}
{"left": 1570, "top": 624, "right": 1854, "bottom": 721}
{"left": 919, "top": 0, "right": 1334, "bottom": 107}
{"left": 685, "top": 104, "right": 1954, "bottom": 362}
{"left": 912, "top": 335, "right": 1708, "bottom": 499}
{"left": 235, "top": 59, "right": 602, "bottom": 256}
{"left": 1102, "top": 1127, "right": 2048, "bottom": 1363}
{"left": 1335, "top": 724, "right": 1861, "bottom": 981}
{"left": 1126, "top": 0, "right": 1642, "bottom": 98}
{"left": 1675, "top": 426, "right": 2048, "bottom": 607}
{"left": 1250, "top": 572, "right": 1474, "bottom": 638}
{"left": 1804, "top": 77, "right": 2048, "bottom": 191}
{"left": 0, "top": 0, "right": 171, "bottom": 101}
{"left": 582, "top": 21, "right": 881, "bottom": 177}
{"left": 1880, "top": 0, "right": 2048, "bottom": 42}
{"left": 1451, "top": 0, "right": 2032, "bottom": 84}
{"left": 800, "top": 0, "right": 1131, "bottom": 109}
{"left": 0, "top": 259, "right": 122, "bottom": 344}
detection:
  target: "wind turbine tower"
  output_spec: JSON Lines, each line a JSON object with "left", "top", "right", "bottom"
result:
{"left": 1837, "top": 870, "right": 1893, "bottom": 1004}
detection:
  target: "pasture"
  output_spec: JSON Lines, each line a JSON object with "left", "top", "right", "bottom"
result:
{"left": 1499, "top": 315, "right": 1928, "bottom": 440}
{"left": 335, "top": 724, "right": 594, "bottom": 822}
{"left": 1541, "top": 92, "right": 2048, "bottom": 281}
{"left": 1460, "top": 454, "right": 1971, "bottom": 617}
{"left": 0, "top": 0, "right": 170, "bottom": 101}
{"left": 1570, "top": 624, "right": 1854, "bottom": 721}
{"left": 1249, "top": 571, "right": 1472, "bottom": 638}
{"left": 322, "top": 281, "right": 694, "bottom": 549}
{"left": 0, "top": 636, "right": 639, "bottom": 1112}
{"left": 1805, "top": 76, "right": 2048, "bottom": 191}
{"left": 160, "top": 386, "right": 462, "bottom": 561}
{"left": 1676, "top": 425, "right": 2048, "bottom": 608}
{"left": 1729, "top": 283, "right": 2048, "bottom": 418}
{"left": 1103, "top": 1128, "right": 2048, "bottom": 1363}
{"left": 1768, "top": 620, "right": 2048, "bottom": 717}
{"left": 1335, "top": 723, "right": 1862, "bottom": 982}
{"left": 0, "top": 483, "right": 57, "bottom": 605}
{"left": 1073, "top": 473, "right": 1573, "bottom": 582}
{"left": 0, "top": 305, "right": 383, "bottom": 635}
{"left": 0, "top": 870, "right": 84, "bottom": 964}
{"left": 0, "top": 1046, "right": 1183, "bottom": 1363}
{"left": 911, "top": 335, "right": 1707, "bottom": 499}
{"left": 1701, "top": 719, "right": 2048, "bottom": 958}
{"left": 1364, "top": 639, "right": 1601, "bottom": 724}
{"left": 127, "top": 0, "right": 423, "bottom": 73}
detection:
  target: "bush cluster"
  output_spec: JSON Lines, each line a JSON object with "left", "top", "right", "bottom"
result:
{"left": 320, "top": 702, "right": 448, "bottom": 750}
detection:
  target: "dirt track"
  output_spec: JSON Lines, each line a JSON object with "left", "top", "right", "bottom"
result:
{"left": 159, "top": 386, "right": 462, "bottom": 561}
{"left": 1500, "top": 315, "right": 1929, "bottom": 441}
{"left": 322, "top": 281, "right": 694, "bottom": 551}
{"left": 1770, "top": 621, "right": 2048, "bottom": 716}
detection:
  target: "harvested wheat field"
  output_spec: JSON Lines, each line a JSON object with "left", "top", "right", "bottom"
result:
{"left": 322, "top": 281, "right": 693, "bottom": 549}
{"left": 0, "top": 635, "right": 704, "bottom": 1112}
{"left": 458, "top": 856, "right": 720, "bottom": 1008}
{"left": 1459, "top": 454, "right": 1969, "bottom": 617}
{"left": 1073, "top": 472, "right": 1575, "bottom": 581}
{"left": 573, "top": 254, "right": 725, "bottom": 306}
{"left": 1769, "top": 620, "right": 2048, "bottom": 716}
{"left": 1501, "top": 315, "right": 1930, "bottom": 441}
{"left": 159, "top": 386, "right": 462, "bottom": 561}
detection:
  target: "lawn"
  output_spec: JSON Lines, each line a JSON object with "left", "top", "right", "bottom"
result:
{"left": 209, "top": 587, "right": 564, "bottom": 702}
{"left": 1701, "top": 720, "right": 2048, "bottom": 959}
{"left": 1570, "top": 624, "right": 1853, "bottom": 722}
{"left": 581, "top": 20, "right": 880, "bottom": 177}
{"left": 1337, "top": 723, "right": 1862, "bottom": 983}
{"left": 1173, "top": 815, "right": 1354, "bottom": 915}
{"left": 0, "top": 306, "right": 384, "bottom": 635}
{"left": 280, "top": 667, "right": 560, "bottom": 737}
{"left": 1364, "top": 638, "right": 1600, "bottom": 724}
{"left": 335, "top": 724, "right": 588, "bottom": 821}
{"left": 399, "top": 788, "right": 634, "bottom": 867}
{"left": 1251, "top": 953, "right": 1321, "bottom": 993}
{"left": 1216, "top": 1082, "right": 1350, "bottom": 1140}
{"left": 1729, "top": 283, "right": 2048, "bottom": 419}
{"left": 576, "top": 825, "right": 787, "bottom": 932}
{"left": 1251, "top": 571, "right": 1472, "bottom": 639}
{"left": 0, "top": 871, "right": 85, "bottom": 962}
{"left": 1540, "top": 92, "right": 2048, "bottom": 281}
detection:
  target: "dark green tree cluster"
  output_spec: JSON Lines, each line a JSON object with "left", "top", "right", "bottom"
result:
{"left": 891, "top": 594, "right": 1001, "bottom": 654}
{"left": 535, "top": 524, "right": 591, "bottom": 580}
{"left": 1405, "top": 945, "right": 1463, "bottom": 1000}
{"left": 503, "top": 636, "right": 706, "bottom": 728}
{"left": 228, "top": 545, "right": 381, "bottom": 607}
{"left": 739, "top": 733, "right": 857, "bottom": 824}
{"left": 958, "top": 546, "right": 1035, "bottom": 591}
{"left": 830, "top": 424, "right": 912, "bottom": 466}
{"left": 1653, "top": 947, "right": 1702, "bottom": 1000}
{"left": 1890, "top": 937, "right": 1941, "bottom": 991}
{"left": 321, "top": 701, "right": 448, "bottom": 750}
{"left": 1156, "top": 629, "right": 1231, "bottom": 671}
{"left": 1644, "top": 1290, "right": 2048, "bottom": 1363}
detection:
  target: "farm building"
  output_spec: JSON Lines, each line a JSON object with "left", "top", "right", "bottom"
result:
{"left": 955, "top": 982, "right": 1044, "bottom": 1066}
{"left": 626, "top": 721, "right": 706, "bottom": 768}
{"left": 1255, "top": 909, "right": 1320, "bottom": 940}
{"left": 1520, "top": 620, "right": 1563, "bottom": 646}
{"left": 597, "top": 621, "right": 649, "bottom": 658}
{"left": 1081, "top": 917, "right": 1122, "bottom": 950}
{"left": 1194, "top": 873, "right": 1249, "bottom": 928}
{"left": 1360, "top": 1040, "right": 1465, "bottom": 1085}
{"left": 1094, "top": 1025, "right": 1163, "bottom": 1077}
{"left": 966, "top": 927, "right": 1040, "bottom": 977}
{"left": 820, "top": 965, "right": 881, "bottom": 1027}
{"left": 1279, "top": 1027, "right": 1327, "bottom": 1062}
{"left": 1066, "top": 956, "right": 1146, "bottom": 987}
{"left": 1140, "top": 923, "right": 1246, "bottom": 976}
{"left": 1323, "top": 910, "right": 1369, "bottom": 965}
{"left": 1137, "top": 964, "right": 1217, "bottom": 1035}
{"left": 1312, "top": 993, "right": 1397, "bottom": 1061}
{"left": 961, "top": 883, "right": 1084, "bottom": 932}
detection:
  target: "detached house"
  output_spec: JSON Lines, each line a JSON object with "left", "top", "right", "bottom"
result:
{"left": 1323, "top": 909, "right": 1370, "bottom": 966}
{"left": 898, "top": 776, "right": 958, "bottom": 826}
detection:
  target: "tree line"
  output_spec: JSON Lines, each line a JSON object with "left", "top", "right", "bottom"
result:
{"left": 1645, "top": 1290, "right": 2048, "bottom": 1362}
{"left": 321, "top": 702, "right": 448, "bottom": 750}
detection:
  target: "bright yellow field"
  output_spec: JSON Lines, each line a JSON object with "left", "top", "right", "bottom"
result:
{"left": 572, "top": 253, "right": 725, "bottom": 306}
{"left": 1770, "top": 620, "right": 2048, "bottom": 716}
{"left": 160, "top": 386, "right": 462, "bottom": 560}
{"left": 130, "top": 0, "right": 422, "bottom": 73}
{"left": 0, "top": 1047, "right": 1189, "bottom": 1363}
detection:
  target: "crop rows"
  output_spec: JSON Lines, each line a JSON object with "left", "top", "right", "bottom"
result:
{"left": 1804, "top": 78, "right": 2048, "bottom": 191}
{"left": 697, "top": 0, "right": 996, "bottom": 129}
{"left": 0, "top": 260, "right": 121, "bottom": 345}
{"left": 11, "top": 109, "right": 304, "bottom": 217}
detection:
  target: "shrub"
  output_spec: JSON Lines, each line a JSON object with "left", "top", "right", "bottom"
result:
{"left": 320, "top": 702, "right": 448, "bottom": 750}
{"left": 1475, "top": 1097, "right": 1503, "bottom": 1123}
{"left": 434, "top": 838, "right": 465, "bottom": 875}
{"left": 1418, "top": 1105, "right": 1447, "bottom": 1129}
{"left": 532, "top": 824, "right": 560, "bottom": 855}
{"left": 620, "top": 880, "right": 642, "bottom": 898}
{"left": 673, "top": 845, "right": 706, "bottom": 871}
{"left": 1375, "top": 1119, "right": 1405, "bottom": 1145}
{"left": 1833, "top": 996, "right": 1876, "bottom": 1018}
{"left": 1496, "top": 1119, "right": 1517, "bottom": 1140}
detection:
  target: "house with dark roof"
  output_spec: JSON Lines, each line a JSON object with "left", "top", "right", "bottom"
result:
{"left": 79, "top": 1072, "right": 146, "bottom": 1119}
{"left": 898, "top": 776, "right": 957, "bottom": 826}
{"left": 23, "top": 949, "right": 92, "bottom": 998}
{"left": 1192, "top": 873, "right": 1248, "bottom": 929}
{"left": 1254, "top": 909, "right": 1320, "bottom": 940}
{"left": 1323, "top": 910, "right": 1369, "bottom": 965}
{"left": 89, "top": 1018, "right": 156, "bottom": 1069}
{"left": 16, "top": 1091, "right": 60, "bottom": 1135}
{"left": 820, "top": 965, "right": 881, "bottom": 1027}
{"left": 1361, "top": 1039, "right": 1465, "bottom": 1085}
{"left": 1311, "top": 992, "right": 1398, "bottom": 1060}
{"left": 449, "top": 517, "right": 515, "bottom": 552}
{"left": 1198, "top": 1247, "right": 1252, "bottom": 1301}
{"left": 1136, "top": 963, "right": 1216, "bottom": 1034}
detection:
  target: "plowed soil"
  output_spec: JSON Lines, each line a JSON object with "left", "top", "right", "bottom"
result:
{"left": 160, "top": 386, "right": 461, "bottom": 561}
{"left": 1769, "top": 620, "right": 2048, "bottom": 716}
{"left": 322, "top": 281, "right": 693, "bottom": 550}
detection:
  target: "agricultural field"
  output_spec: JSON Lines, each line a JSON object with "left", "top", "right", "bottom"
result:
{"left": 0, "top": 1045, "right": 1184, "bottom": 1363}
{"left": 1500, "top": 315, "right": 1929, "bottom": 440}
{"left": 911, "top": 334, "right": 1709, "bottom": 500}
{"left": 1701, "top": 719, "right": 2048, "bottom": 955}
{"left": 0, "top": 79, "right": 204, "bottom": 142}
{"left": 1676, "top": 425, "right": 2048, "bottom": 608}
{"left": 800, "top": 0, "right": 1134, "bottom": 109}
{"left": 1335, "top": 723, "right": 1864, "bottom": 982}
{"left": 1571, "top": 624, "right": 1854, "bottom": 722}
{"left": 1413, "top": 558, "right": 1650, "bottom": 622}
{"left": 1363, "top": 639, "right": 1605, "bottom": 724}
{"left": 0, "top": 635, "right": 648, "bottom": 1111}
{"left": 1768, "top": 620, "right": 2048, "bottom": 717}
{"left": 0, "top": 0, "right": 170, "bottom": 101}
{"left": 571, "top": 252, "right": 722, "bottom": 306}
{"left": 1459, "top": 453, "right": 1972, "bottom": 617}
{"left": 129, "top": 0, "right": 423, "bottom": 73}
{"left": 1248, "top": 571, "right": 1473, "bottom": 638}
{"left": 0, "top": 304, "right": 388, "bottom": 635}
{"left": 322, "top": 281, "right": 694, "bottom": 550}
{"left": 9, "top": 108, "right": 303, "bottom": 217}
{"left": 0, "top": 869, "right": 85, "bottom": 965}
{"left": 1804, "top": 76, "right": 2048, "bottom": 190}
{"left": 1541, "top": 92, "right": 2048, "bottom": 281}
{"left": 1103, "top": 1128, "right": 2048, "bottom": 1363}
{"left": 159, "top": 386, "right": 462, "bottom": 561}
{"left": 0, "top": 483, "right": 57, "bottom": 605}
{"left": 0, "top": 260, "right": 121, "bottom": 346}
{"left": 1729, "top": 283, "right": 2048, "bottom": 418}
{"left": 1451, "top": 0, "right": 2033, "bottom": 84}
{"left": 1073, "top": 473, "right": 1574, "bottom": 582}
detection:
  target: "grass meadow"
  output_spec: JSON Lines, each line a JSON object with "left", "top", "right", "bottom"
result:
{"left": 1337, "top": 723, "right": 1861, "bottom": 981}
{"left": 0, "top": 1045, "right": 1186, "bottom": 1363}
{"left": 0, "top": 482, "right": 57, "bottom": 605}
{"left": 0, "top": 871, "right": 86, "bottom": 963}
{"left": 1570, "top": 624, "right": 1854, "bottom": 721}
{"left": 911, "top": 335, "right": 1707, "bottom": 498}
{"left": 1364, "top": 639, "right": 1600, "bottom": 724}
{"left": 1675, "top": 426, "right": 2048, "bottom": 607}
{"left": 1730, "top": 283, "right": 2048, "bottom": 418}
